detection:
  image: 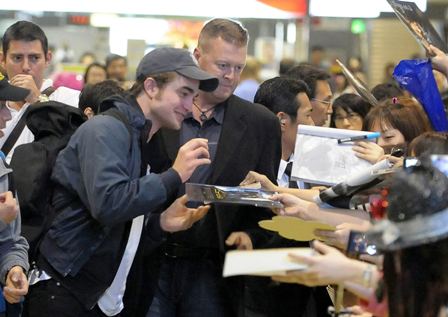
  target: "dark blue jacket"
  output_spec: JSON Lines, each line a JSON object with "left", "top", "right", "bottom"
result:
{"left": 39, "top": 95, "right": 180, "bottom": 309}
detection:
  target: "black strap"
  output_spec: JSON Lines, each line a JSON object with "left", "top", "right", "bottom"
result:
{"left": 1, "top": 107, "right": 30, "bottom": 156}
{"left": 41, "top": 86, "right": 56, "bottom": 97}
{"left": 1, "top": 86, "right": 56, "bottom": 156}
{"left": 285, "top": 161, "right": 298, "bottom": 189}
{"left": 101, "top": 108, "right": 132, "bottom": 141}
{"left": 102, "top": 107, "right": 151, "bottom": 177}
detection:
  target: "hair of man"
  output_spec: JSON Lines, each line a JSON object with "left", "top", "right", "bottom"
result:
{"left": 78, "top": 79, "right": 125, "bottom": 113}
{"left": 254, "top": 76, "right": 310, "bottom": 119}
{"left": 2, "top": 20, "right": 48, "bottom": 57}
{"left": 198, "top": 18, "right": 249, "bottom": 51}
{"left": 285, "top": 64, "right": 330, "bottom": 98}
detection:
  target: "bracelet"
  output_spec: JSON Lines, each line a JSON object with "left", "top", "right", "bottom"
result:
{"left": 362, "top": 264, "right": 374, "bottom": 288}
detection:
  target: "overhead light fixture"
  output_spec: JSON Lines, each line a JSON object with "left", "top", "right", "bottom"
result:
{"left": 310, "top": 0, "right": 427, "bottom": 18}
{"left": 90, "top": 13, "right": 118, "bottom": 28}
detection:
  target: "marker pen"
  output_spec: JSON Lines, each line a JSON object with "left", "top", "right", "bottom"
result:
{"left": 337, "top": 132, "right": 381, "bottom": 144}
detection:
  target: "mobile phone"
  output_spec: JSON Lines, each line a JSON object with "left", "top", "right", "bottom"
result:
{"left": 390, "top": 147, "right": 405, "bottom": 157}
{"left": 346, "top": 230, "right": 377, "bottom": 257}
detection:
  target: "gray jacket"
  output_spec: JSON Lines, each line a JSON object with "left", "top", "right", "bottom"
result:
{"left": 0, "top": 159, "right": 29, "bottom": 284}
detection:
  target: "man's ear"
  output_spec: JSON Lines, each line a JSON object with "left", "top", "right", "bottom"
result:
{"left": 277, "top": 112, "right": 288, "bottom": 125}
{"left": 0, "top": 52, "right": 5, "bottom": 69}
{"left": 45, "top": 50, "right": 53, "bottom": 66}
{"left": 276, "top": 112, "right": 289, "bottom": 132}
{"left": 143, "top": 77, "right": 159, "bottom": 99}
{"left": 193, "top": 47, "right": 201, "bottom": 62}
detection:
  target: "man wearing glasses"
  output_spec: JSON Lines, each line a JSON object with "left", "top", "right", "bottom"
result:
{"left": 284, "top": 64, "right": 334, "bottom": 315}
{"left": 286, "top": 64, "right": 333, "bottom": 126}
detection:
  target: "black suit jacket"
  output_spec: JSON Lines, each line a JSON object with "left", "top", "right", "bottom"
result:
{"left": 122, "top": 95, "right": 282, "bottom": 317}
{"left": 154, "top": 94, "right": 282, "bottom": 250}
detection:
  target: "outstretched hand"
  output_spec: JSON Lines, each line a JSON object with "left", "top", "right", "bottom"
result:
{"left": 173, "top": 138, "right": 211, "bottom": 183}
{"left": 315, "top": 221, "right": 371, "bottom": 250}
{"left": 429, "top": 44, "right": 448, "bottom": 77}
{"left": 272, "top": 240, "right": 353, "bottom": 286}
{"left": 160, "top": 195, "right": 210, "bottom": 232}
{"left": 270, "top": 193, "right": 318, "bottom": 221}
{"left": 240, "top": 171, "right": 277, "bottom": 191}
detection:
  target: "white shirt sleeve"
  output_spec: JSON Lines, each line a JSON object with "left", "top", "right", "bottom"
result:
{"left": 50, "top": 87, "right": 80, "bottom": 108}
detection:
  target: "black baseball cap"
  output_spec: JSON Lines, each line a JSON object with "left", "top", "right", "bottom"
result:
{"left": 0, "top": 73, "right": 30, "bottom": 101}
{"left": 136, "top": 47, "right": 218, "bottom": 92}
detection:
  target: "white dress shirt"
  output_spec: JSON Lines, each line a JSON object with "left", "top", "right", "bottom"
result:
{"left": 277, "top": 154, "right": 306, "bottom": 189}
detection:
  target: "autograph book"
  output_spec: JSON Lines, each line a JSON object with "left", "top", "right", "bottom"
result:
{"left": 186, "top": 183, "right": 283, "bottom": 208}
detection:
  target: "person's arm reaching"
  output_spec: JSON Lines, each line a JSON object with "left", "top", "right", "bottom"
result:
{"left": 271, "top": 193, "right": 370, "bottom": 227}
{"left": 240, "top": 171, "right": 320, "bottom": 202}
{"left": 429, "top": 44, "right": 448, "bottom": 78}
{"left": 272, "top": 240, "right": 380, "bottom": 300}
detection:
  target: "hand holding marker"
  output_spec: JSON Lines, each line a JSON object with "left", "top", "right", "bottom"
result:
{"left": 337, "top": 132, "right": 380, "bottom": 144}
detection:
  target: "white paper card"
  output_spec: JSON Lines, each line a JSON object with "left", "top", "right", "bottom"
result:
{"left": 223, "top": 247, "right": 313, "bottom": 277}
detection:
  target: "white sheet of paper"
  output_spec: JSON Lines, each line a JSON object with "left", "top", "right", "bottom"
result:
{"left": 223, "top": 247, "right": 313, "bottom": 277}
{"left": 292, "top": 125, "right": 373, "bottom": 186}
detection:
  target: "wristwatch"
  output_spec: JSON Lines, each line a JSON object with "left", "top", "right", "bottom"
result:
{"left": 37, "top": 94, "right": 50, "bottom": 103}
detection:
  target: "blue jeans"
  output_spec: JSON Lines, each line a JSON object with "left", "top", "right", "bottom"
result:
{"left": 147, "top": 256, "right": 235, "bottom": 317}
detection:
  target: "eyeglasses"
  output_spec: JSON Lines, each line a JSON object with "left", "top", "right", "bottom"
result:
{"left": 311, "top": 98, "right": 332, "bottom": 109}
{"left": 334, "top": 113, "right": 361, "bottom": 122}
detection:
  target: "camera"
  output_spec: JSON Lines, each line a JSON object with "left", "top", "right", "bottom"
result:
{"left": 346, "top": 230, "right": 377, "bottom": 257}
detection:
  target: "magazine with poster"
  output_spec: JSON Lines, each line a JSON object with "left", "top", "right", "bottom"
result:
{"left": 336, "top": 59, "right": 378, "bottom": 106}
{"left": 185, "top": 183, "right": 283, "bottom": 208}
{"left": 387, "top": 0, "right": 448, "bottom": 54}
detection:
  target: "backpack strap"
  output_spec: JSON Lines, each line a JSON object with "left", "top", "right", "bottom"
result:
{"left": 101, "top": 108, "right": 133, "bottom": 145}
{"left": 0, "top": 86, "right": 56, "bottom": 156}
{"left": 41, "top": 86, "right": 56, "bottom": 98}
{"left": 1, "top": 107, "right": 30, "bottom": 156}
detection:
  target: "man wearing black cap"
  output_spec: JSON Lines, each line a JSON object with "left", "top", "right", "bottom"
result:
{"left": 24, "top": 47, "right": 219, "bottom": 317}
